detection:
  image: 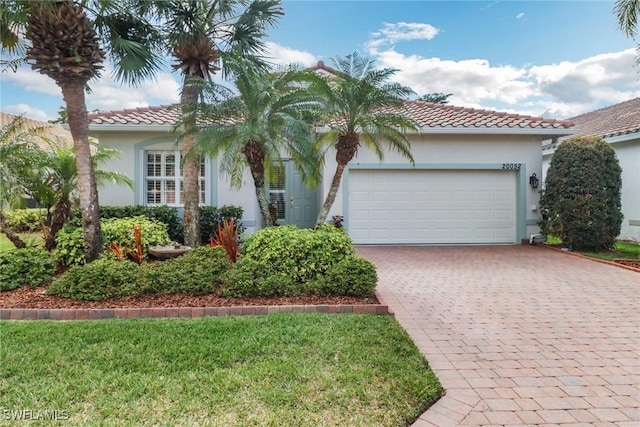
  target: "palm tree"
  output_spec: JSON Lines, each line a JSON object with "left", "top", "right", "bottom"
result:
{"left": 304, "top": 52, "right": 418, "bottom": 227}
{"left": 615, "top": 0, "right": 639, "bottom": 37}
{"left": 616, "top": 0, "right": 640, "bottom": 65}
{"left": 0, "top": 115, "right": 44, "bottom": 248}
{"left": 149, "top": 0, "right": 283, "bottom": 247}
{"left": 0, "top": 116, "right": 131, "bottom": 250}
{"left": 0, "top": 0, "right": 159, "bottom": 261}
{"left": 191, "top": 60, "right": 320, "bottom": 227}
{"left": 26, "top": 143, "right": 132, "bottom": 251}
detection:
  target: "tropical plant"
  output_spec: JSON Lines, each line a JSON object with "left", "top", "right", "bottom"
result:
{"left": 303, "top": 52, "right": 418, "bottom": 226}
{"left": 7, "top": 140, "right": 132, "bottom": 251}
{"left": 145, "top": 0, "right": 283, "bottom": 247}
{"left": 417, "top": 92, "right": 452, "bottom": 104}
{"left": 615, "top": 0, "right": 639, "bottom": 37}
{"left": 539, "top": 136, "right": 623, "bottom": 251}
{"left": 209, "top": 218, "right": 241, "bottom": 263}
{"left": 0, "top": 115, "right": 44, "bottom": 248}
{"left": 194, "top": 59, "right": 320, "bottom": 227}
{"left": 615, "top": 0, "right": 640, "bottom": 64}
{"left": 0, "top": 0, "right": 160, "bottom": 262}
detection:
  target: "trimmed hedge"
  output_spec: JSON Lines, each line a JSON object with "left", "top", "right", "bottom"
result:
{"left": 220, "top": 258, "right": 300, "bottom": 298}
{"left": 242, "top": 225, "right": 354, "bottom": 283}
{"left": 141, "top": 246, "right": 230, "bottom": 295}
{"left": 47, "top": 256, "right": 140, "bottom": 301}
{"left": 0, "top": 248, "right": 57, "bottom": 291}
{"left": 56, "top": 216, "right": 171, "bottom": 266}
{"left": 47, "top": 246, "right": 231, "bottom": 301}
{"left": 312, "top": 256, "right": 378, "bottom": 297}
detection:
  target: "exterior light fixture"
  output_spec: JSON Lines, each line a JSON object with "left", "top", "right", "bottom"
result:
{"left": 529, "top": 173, "right": 539, "bottom": 189}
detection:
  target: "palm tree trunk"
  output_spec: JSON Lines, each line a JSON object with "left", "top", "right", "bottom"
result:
{"left": 60, "top": 82, "right": 103, "bottom": 262}
{"left": 316, "top": 162, "right": 347, "bottom": 228}
{"left": 44, "top": 199, "right": 71, "bottom": 251}
{"left": 181, "top": 77, "right": 202, "bottom": 247}
{"left": 0, "top": 211, "right": 26, "bottom": 249}
{"left": 254, "top": 184, "right": 272, "bottom": 227}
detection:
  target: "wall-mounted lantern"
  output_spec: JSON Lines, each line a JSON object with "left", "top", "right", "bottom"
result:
{"left": 529, "top": 173, "right": 539, "bottom": 189}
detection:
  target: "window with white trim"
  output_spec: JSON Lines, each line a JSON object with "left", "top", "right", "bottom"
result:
{"left": 145, "top": 151, "right": 206, "bottom": 206}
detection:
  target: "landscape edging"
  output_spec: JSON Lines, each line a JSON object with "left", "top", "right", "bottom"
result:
{"left": 0, "top": 292, "right": 392, "bottom": 321}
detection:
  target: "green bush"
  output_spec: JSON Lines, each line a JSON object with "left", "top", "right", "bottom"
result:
{"left": 4, "top": 208, "right": 47, "bottom": 232}
{"left": 70, "top": 205, "right": 244, "bottom": 244}
{"left": 141, "top": 246, "right": 230, "bottom": 295}
{"left": 540, "top": 136, "right": 623, "bottom": 251}
{"left": 313, "top": 256, "right": 378, "bottom": 297}
{"left": 0, "top": 248, "right": 57, "bottom": 291}
{"left": 243, "top": 225, "right": 354, "bottom": 283}
{"left": 47, "top": 257, "right": 139, "bottom": 301}
{"left": 56, "top": 216, "right": 171, "bottom": 265}
{"left": 220, "top": 258, "right": 300, "bottom": 298}
{"left": 200, "top": 205, "right": 244, "bottom": 244}
{"left": 73, "top": 205, "right": 183, "bottom": 242}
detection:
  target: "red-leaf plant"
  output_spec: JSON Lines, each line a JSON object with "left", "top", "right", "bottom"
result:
{"left": 209, "top": 218, "right": 240, "bottom": 263}
{"left": 109, "top": 224, "right": 144, "bottom": 265}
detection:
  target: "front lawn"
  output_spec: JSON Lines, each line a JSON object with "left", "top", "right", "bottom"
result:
{"left": 0, "top": 314, "right": 442, "bottom": 426}
{"left": 580, "top": 240, "right": 640, "bottom": 261}
{"left": 0, "top": 232, "right": 43, "bottom": 251}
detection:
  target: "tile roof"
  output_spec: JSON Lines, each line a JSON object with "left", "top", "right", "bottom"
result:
{"left": 88, "top": 102, "right": 573, "bottom": 133}
{"left": 88, "top": 105, "right": 182, "bottom": 126}
{"left": 564, "top": 97, "right": 640, "bottom": 139}
{"left": 1, "top": 112, "right": 73, "bottom": 150}
{"left": 404, "top": 101, "right": 573, "bottom": 130}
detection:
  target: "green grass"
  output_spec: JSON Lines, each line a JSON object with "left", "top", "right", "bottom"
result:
{"left": 0, "top": 314, "right": 442, "bottom": 426}
{"left": 0, "top": 232, "right": 43, "bottom": 251}
{"left": 580, "top": 241, "right": 640, "bottom": 261}
{"left": 545, "top": 235, "right": 640, "bottom": 261}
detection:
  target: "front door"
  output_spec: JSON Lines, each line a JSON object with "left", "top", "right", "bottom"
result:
{"left": 267, "top": 161, "right": 318, "bottom": 228}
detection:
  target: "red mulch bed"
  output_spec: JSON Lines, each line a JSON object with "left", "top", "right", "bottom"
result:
{"left": 613, "top": 259, "right": 640, "bottom": 269}
{"left": 0, "top": 285, "right": 378, "bottom": 309}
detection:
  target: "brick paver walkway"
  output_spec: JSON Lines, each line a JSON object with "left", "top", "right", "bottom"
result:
{"left": 357, "top": 245, "right": 640, "bottom": 426}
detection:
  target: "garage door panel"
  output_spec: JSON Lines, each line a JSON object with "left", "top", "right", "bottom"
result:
{"left": 348, "top": 169, "right": 516, "bottom": 244}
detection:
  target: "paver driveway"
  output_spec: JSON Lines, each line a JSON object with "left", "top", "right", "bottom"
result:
{"left": 357, "top": 245, "right": 639, "bottom": 426}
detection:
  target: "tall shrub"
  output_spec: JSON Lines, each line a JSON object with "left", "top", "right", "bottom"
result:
{"left": 539, "top": 136, "right": 622, "bottom": 250}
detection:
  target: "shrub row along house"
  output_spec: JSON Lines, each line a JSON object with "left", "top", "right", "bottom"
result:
{"left": 88, "top": 83, "right": 573, "bottom": 245}
{"left": 542, "top": 97, "right": 640, "bottom": 242}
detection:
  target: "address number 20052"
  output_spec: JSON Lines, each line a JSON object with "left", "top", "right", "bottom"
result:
{"left": 502, "top": 163, "right": 521, "bottom": 170}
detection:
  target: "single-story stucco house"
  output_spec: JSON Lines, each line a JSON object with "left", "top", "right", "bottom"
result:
{"left": 542, "top": 97, "right": 640, "bottom": 242}
{"left": 88, "top": 101, "right": 573, "bottom": 245}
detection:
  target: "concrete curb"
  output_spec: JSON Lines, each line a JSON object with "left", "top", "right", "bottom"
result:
{"left": 0, "top": 292, "right": 392, "bottom": 321}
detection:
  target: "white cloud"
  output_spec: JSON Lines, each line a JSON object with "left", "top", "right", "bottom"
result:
{"left": 2, "top": 68, "right": 61, "bottom": 96}
{"left": 516, "top": 13, "right": 525, "bottom": 19}
{"left": 374, "top": 50, "right": 535, "bottom": 105}
{"left": 5, "top": 103, "right": 49, "bottom": 122}
{"left": 371, "top": 47, "right": 640, "bottom": 118}
{"left": 264, "top": 42, "right": 317, "bottom": 67}
{"left": 366, "top": 22, "right": 439, "bottom": 54}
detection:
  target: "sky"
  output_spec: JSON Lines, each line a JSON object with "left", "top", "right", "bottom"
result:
{"left": 1, "top": 0, "right": 639, "bottom": 123}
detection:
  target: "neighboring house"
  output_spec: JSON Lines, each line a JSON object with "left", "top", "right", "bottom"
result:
{"left": 542, "top": 98, "right": 640, "bottom": 242}
{"left": 1, "top": 112, "right": 73, "bottom": 151}
{"left": 88, "top": 102, "right": 573, "bottom": 245}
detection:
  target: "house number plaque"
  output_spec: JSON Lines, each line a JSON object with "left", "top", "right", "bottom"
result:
{"left": 502, "top": 163, "right": 522, "bottom": 170}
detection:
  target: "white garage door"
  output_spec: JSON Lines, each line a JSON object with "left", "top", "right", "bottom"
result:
{"left": 348, "top": 169, "right": 517, "bottom": 244}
